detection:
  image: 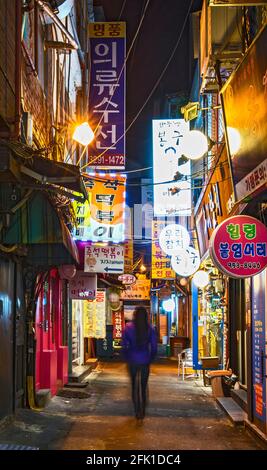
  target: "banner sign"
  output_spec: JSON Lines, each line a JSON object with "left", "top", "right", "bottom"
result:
{"left": 113, "top": 305, "right": 124, "bottom": 340}
{"left": 209, "top": 1, "right": 267, "bottom": 5}
{"left": 252, "top": 270, "right": 266, "bottom": 423}
{"left": 210, "top": 215, "right": 267, "bottom": 278}
{"left": 86, "top": 173, "right": 126, "bottom": 243}
{"left": 88, "top": 22, "right": 126, "bottom": 169}
{"left": 72, "top": 196, "right": 91, "bottom": 240}
{"left": 153, "top": 119, "right": 191, "bottom": 216}
{"left": 84, "top": 244, "right": 124, "bottom": 274}
{"left": 120, "top": 279, "right": 151, "bottom": 300}
{"left": 221, "top": 24, "right": 267, "bottom": 201}
{"left": 69, "top": 272, "right": 97, "bottom": 299}
{"left": 83, "top": 290, "right": 106, "bottom": 339}
{"left": 152, "top": 219, "right": 175, "bottom": 279}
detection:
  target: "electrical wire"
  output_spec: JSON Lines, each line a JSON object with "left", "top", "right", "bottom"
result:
{"left": 118, "top": 0, "right": 127, "bottom": 21}
{"left": 82, "top": 0, "right": 193, "bottom": 171}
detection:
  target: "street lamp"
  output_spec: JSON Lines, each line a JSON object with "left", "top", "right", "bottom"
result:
{"left": 72, "top": 122, "right": 95, "bottom": 166}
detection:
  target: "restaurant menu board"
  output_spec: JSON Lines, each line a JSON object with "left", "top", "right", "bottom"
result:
{"left": 83, "top": 290, "right": 106, "bottom": 339}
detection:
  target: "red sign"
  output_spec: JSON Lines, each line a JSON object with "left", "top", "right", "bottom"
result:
{"left": 113, "top": 307, "right": 124, "bottom": 340}
{"left": 118, "top": 274, "right": 136, "bottom": 285}
{"left": 210, "top": 215, "right": 267, "bottom": 278}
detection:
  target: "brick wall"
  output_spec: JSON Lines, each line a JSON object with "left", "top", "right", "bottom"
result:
{"left": 0, "top": 0, "right": 16, "bottom": 133}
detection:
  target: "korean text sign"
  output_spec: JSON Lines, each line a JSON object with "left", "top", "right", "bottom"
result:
{"left": 86, "top": 173, "right": 126, "bottom": 242}
{"left": 88, "top": 22, "right": 126, "bottom": 169}
{"left": 69, "top": 272, "right": 97, "bottom": 300}
{"left": 84, "top": 244, "right": 124, "bottom": 274}
{"left": 83, "top": 290, "right": 106, "bottom": 339}
{"left": 221, "top": 25, "right": 267, "bottom": 200}
{"left": 210, "top": 215, "right": 267, "bottom": 278}
{"left": 152, "top": 219, "right": 175, "bottom": 279}
{"left": 152, "top": 119, "right": 191, "bottom": 216}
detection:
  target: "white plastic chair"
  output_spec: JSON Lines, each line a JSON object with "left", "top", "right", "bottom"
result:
{"left": 178, "top": 348, "right": 195, "bottom": 380}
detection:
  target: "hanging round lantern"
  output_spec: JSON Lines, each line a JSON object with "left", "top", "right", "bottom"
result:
{"left": 58, "top": 264, "right": 77, "bottom": 280}
{"left": 109, "top": 292, "right": 120, "bottom": 303}
{"left": 192, "top": 270, "right": 210, "bottom": 289}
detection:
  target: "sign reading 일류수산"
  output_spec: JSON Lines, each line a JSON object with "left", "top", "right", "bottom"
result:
{"left": 153, "top": 119, "right": 191, "bottom": 217}
{"left": 88, "top": 22, "right": 126, "bottom": 169}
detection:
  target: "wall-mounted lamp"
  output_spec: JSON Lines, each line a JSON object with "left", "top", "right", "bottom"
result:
{"left": 72, "top": 122, "right": 95, "bottom": 166}
{"left": 181, "top": 102, "right": 221, "bottom": 122}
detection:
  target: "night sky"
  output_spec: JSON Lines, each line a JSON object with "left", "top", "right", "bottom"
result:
{"left": 94, "top": 0, "right": 202, "bottom": 176}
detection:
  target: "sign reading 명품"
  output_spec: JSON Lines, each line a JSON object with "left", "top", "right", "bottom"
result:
{"left": 210, "top": 215, "right": 267, "bottom": 278}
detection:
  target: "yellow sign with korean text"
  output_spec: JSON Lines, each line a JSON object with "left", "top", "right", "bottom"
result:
{"left": 120, "top": 279, "right": 151, "bottom": 301}
{"left": 89, "top": 22, "right": 126, "bottom": 38}
{"left": 152, "top": 219, "right": 175, "bottom": 279}
{"left": 86, "top": 173, "right": 126, "bottom": 242}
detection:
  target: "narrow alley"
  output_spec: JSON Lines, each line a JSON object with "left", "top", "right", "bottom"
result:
{"left": 0, "top": 360, "right": 265, "bottom": 451}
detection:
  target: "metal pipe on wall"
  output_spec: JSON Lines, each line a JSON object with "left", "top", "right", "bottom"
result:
{"left": 15, "top": 0, "right": 22, "bottom": 138}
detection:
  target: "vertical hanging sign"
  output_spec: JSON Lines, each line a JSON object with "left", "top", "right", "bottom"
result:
{"left": 88, "top": 22, "right": 126, "bottom": 169}
{"left": 86, "top": 173, "right": 126, "bottom": 242}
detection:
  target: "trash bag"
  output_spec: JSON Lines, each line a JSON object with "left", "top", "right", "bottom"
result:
{"left": 221, "top": 374, "right": 238, "bottom": 396}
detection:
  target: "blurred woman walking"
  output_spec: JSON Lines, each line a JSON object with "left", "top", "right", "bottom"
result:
{"left": 122, "top": 306, "right": 157, "bottom": 420}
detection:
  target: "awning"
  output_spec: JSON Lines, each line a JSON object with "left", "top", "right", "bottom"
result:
{"left": 1, "top": 190, "right": 79, "bottom": 266}
{"left": 0, "top": 141, "right": 88, "bottom": 202}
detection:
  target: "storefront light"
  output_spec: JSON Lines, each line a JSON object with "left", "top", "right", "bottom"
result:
{"left": 162, "top": 298, "right": 175, "bottom": 312}
{"left": 192, "top": 270, "right": 210, "bottom": 289}
{"left": 227, "top": 126, "right": 241, "bottom": 155}
{"left": 180, "top": 130, "right": 208, "bottom": 160}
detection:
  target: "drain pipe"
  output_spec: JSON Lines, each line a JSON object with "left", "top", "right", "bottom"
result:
{"left": 14, "top": 1, "right": 22, "bottom": 139}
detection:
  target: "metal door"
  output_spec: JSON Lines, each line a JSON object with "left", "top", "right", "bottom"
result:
{"left": 14, "top": 263, "right": 26, "bottom": 408}
{"left": 0, "top": 257, "right": 15, "bottom": 420}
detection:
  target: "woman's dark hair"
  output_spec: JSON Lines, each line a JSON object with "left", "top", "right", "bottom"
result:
{"left": 133, "top": 306, "right": 149, "bottom": 346}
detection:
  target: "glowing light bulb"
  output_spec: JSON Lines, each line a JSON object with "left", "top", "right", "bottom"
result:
{"left": 162, "top": 298, "right": 175, "bottom": 312}
{"left": 72, "top": 122, "right": 94, "bottom": 146}
{"left": 181, "top": 130, "right": 208, "bottom": 160}
{"left": 227, "top": 127, "right": 241, "bottom": 155}
{"left": 192, "top": 270, "right": 210, "bottom": 289}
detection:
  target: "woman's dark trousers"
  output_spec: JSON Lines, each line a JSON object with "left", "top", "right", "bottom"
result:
{"left": 129, "top": 364, "right": 150, "bottom": 419}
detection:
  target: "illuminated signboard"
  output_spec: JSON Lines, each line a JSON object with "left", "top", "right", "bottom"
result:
{"left": 153, "top": 119, "right": 191, "bottom": 217}
{"left": 210, "top": 215, "right": 267, "bottom": 278}
{"left": 69, "top": 272, "right": 97, "bottom": 300}
{"left": 88, "top": 22, "right": 126, "bottom": 169}
{"left": 151, "top": 219, "right": 175, "bottom": 279}
{"left": 86, "top": 173, "right": 126, "bottom": 243}
{"left": 84, "top": 244, "right": 124, "bottom": 274}
{"left": 83, "top": 290, "right": 106, "bottom": 339}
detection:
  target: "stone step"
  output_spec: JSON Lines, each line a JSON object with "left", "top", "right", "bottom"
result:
{"left": 68, "top": 359, "right": 98, "bottom": 383}
{"left": 231, "top": 388, "right": 248, "bottom": 413}
{"left": 216, "top": 397, "right": 247, "bottom": 425}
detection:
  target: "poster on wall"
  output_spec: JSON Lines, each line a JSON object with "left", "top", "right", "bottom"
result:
{"left": 88, "top": 22, "right": 126, "bottom": 169}
{"left": 252, "top": 270, "right": 266, "bottom": 424}
{"left": 210, "top": 215, "right": 267, "bottom": 278}
{"left": 83, "top": 290, "right": 106, "bottom": 339}
{"left": 153, "top": 119, "right": 191, "bottom": 216}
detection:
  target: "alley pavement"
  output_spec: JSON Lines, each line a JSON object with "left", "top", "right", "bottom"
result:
{"left": 0, "top": 359, "right": 266, "bottom": 451}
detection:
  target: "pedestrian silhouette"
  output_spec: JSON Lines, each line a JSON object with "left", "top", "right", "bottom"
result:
{"left": 122, "top": 306, "right": 157, "bottom": 420}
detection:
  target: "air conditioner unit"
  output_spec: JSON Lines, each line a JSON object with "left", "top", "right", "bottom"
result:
{"left": 200, "top": 0, "right": 243, "bottom": 93}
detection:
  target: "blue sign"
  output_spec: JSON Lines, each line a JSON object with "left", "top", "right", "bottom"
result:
{"left": 252, "top": 270, "right": 266, "bottom": 422}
